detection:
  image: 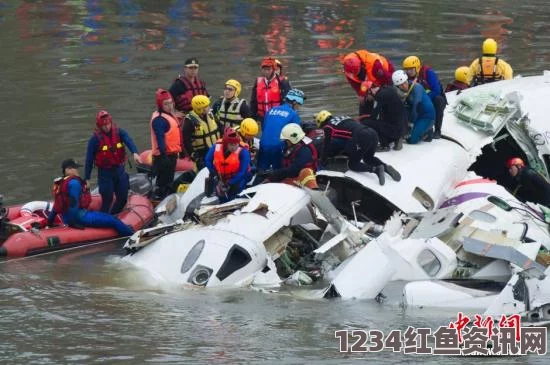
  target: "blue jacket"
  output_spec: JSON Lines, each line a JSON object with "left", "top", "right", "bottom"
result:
{"left": 205, "top": 144, "right": 251, "bottom": 185}
{"left": 85, "top": 128, "right": 139, "bottom": 180}
{"left": 421, "top": 67, "right": 442, "bottom": 101}
{"left": 259, "top": 103, "right": 301, "bottom": 148}
{"left": 406, "top": 83, "right": 435, "bottom": 122}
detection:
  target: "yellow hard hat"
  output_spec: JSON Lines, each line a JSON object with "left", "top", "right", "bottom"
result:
{"left": 455, "top": 66, "right": 471, "bottom": 84}
{"left": 240, "top": 118, "right": 259, "bottom": 137}
{"left": 191, "top": 95, "right": 210, "bottom": 114}
{"left": 315, "top": 110, "right": 332, "bottom": 127}
{"left": 482, "top": 38, "right": 498, "bottom": 55}
{"left": 403, "top": 56, "right": 421, "bottom": 73}
{"left": 225, "top": 79, "right": 241, "bottom": 97}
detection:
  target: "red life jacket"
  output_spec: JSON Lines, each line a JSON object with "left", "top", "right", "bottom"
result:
{"left": 52, "top": 176, "right": 91, "bottom": 214}
{"left": 283, "top": 139, "right": 318, "bottom": 171}
{"left": 213, "top": 143, "right": 244, "bottom": 183}
{"left": 256, "top": 76, "right": 282, "bottom": 118}
{"left": 444, "top": 81, "right": 469, "bottom": 93}
{"left": 174, "top": 76, "right": 208, "bottom": 112}
{"left": 417, "top": 65, "right": 433, "bottom": 91}
{"left": 94, "top": 124, "right": 126, "bottom": 169}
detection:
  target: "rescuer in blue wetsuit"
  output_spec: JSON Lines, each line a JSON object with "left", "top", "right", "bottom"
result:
{"left": 393, "top": 70, "right": 435, "bottom": 144}
{"left": 48, "top": 159, "right": 134, "bottom": 236}
{"left": 257, "top": 88, "right": 304, "bottom": 171}
{"left": 85, "top": 110, "right": 141, "bottom": 214}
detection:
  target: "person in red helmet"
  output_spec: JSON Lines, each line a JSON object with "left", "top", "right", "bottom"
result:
{"left": 150, "top": 89, "right": 183, "bottom": 200}
{"left": 250, "top": 56, "right": 291, "bottom": 126}
{"left": 169, "top": 57, "right": 209, "bottom": 113}
{"left": 342, "top": 50, "right": 395, "bottom": 118}
{"left": 507, "top": 157, "right": 550, "bottom": 208}
{"left": 84, "top": 110, "right": 141, "bottom": 214}
{"left": 205, "top": 127, "right": 251, "bottom": 203}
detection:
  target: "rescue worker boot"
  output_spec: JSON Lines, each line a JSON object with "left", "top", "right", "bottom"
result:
{"left": 433, "top": 130, "right": 442, "bottom": 139}
{"left": 423, "top": 129, "right": 434, "bottom": 143}
{"left": 374, "top": 165, "right": 385, "bottom": 186}
{"left": 376, "top": 145, "right": 391, "bottom": 152}
{"left": 393, "top": 138, "right": 404, "bottom": 151}
{"left": 384, "top": 164, "right": 401, "bottom": 182}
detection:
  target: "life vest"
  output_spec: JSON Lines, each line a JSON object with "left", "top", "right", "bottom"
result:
{"left": 94, "top": 124, "right": 126, "bottom": 169}
{"left": 444, "top": 81, "right": 469, "bottom": 93}
{"left": 150, "top": 111, "right": 182, "bottom": 156}
{"left": 216, "top": 98, "right": 245, "bottom": 128}
{"left": 306, "top": 129, "right": 325, "bottom": 154}
{"left": 474, "top": 56, "right": 502, "bottom": 84}
{"left": 52, "top": 176, "right": 91, "bottom": 214}
{"left": 187, "top": 111, "right": 220, "bottom": 151}
{"left": 324, "top": 116, "right": 355, "bottom": 139}
{"left": 283, "top": 138, "right": 318, "bottom": 171}
{"left": 174, "top": 76, "right": 208, "bottom": 112}
{"left": 213, "top": 143, "right": 244, "bottom": 183}
{"left": 256, "top": 76, "right": 282, "bottom": 118}
{"left": 352, "top": 50, "right": 390, "bottom": 83}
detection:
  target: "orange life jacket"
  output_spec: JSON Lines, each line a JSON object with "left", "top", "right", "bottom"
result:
{"left": 475, "top": 56, "right": 502, "bottom": 84}
{"left": 213, "top": 143, "right": 242, "bottom": 183}
{"left": 94, "top": 124, "right": 126, "bottom": 169}
{"left": 174, "top": 76, "right": 208, "bottom": 112}
{"left": 350, "top": 50, "right": 390, "bottom": 83}
{"left": 256, "top": 76, "right": 282, "bottom": 118}
{"left": 150, "top": 111, "right": 182, "bottom": 156}
{"left": 52, "top": 176, "right": 91, "bottom": 214}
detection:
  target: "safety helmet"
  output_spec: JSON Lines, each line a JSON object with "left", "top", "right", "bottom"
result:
{"left": 315, "top": 110, "right": 332, "bottom": 126}
{"left": 285, "top": 88, "right": 305, "bottom": 105}
{"left": 222, "top": 127, "right": 240, "bottom": 146}
{"left": 274, "top": 59, "right": 283, "bottom": 72}
{"left": 240, "top": 118, "right": 259, "bottom": 137}
{"left": 455, "top": 66, "right": 471, "bottom": 84}
{"left": 225, "top": 79, "right": 241, "bottom": 97}
{"left": 96, "top": 110, "right": 112, "bottom": 127}
{"left": 280, "top": 123, "right": 306, "bottom": 145}
{"left": 392, "top": 70, "right": 409, "bottom": 86}
{"left": 482, "top": 38, "right": 498, "bottom": 55}
{"left": 156, "top": 88, "right": 174, "bottom": 109}
{"left": 402, "top": 56, "right": 421, "bottom": 73}
{"left": 261, "top": 56, "right": 276, "bottom": 69}
{"left": 506, "top": 157, "right": 525, "bottom": 169}
{"left": 191, "top": 95, "right": 210, "bottom": 114}
{"left": 343, "top": 53, "right": 361, "bottom": 80}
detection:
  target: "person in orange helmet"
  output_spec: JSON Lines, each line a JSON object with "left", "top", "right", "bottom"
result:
{"left": 342, "top": 50, "right": 395, "bottom": 118}
{"left": 507, "top": 157, "right": 550, "bottom": 208}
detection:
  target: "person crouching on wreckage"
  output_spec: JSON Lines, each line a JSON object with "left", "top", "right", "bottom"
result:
{"left": 256, "top": 123, "right": 319, "bottom": 189}
{"left": 205, "top": 127, "right": 251, "bottom": 203}
{"left": 315, "top": 110, "right": 401, "bottom": 186}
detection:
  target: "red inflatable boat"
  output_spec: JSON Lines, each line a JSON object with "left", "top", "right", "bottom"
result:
{"left": 0, "top": 194, "right": 154, "bottom": 258}
{"left": 137, "top": 149, "right": 195, "bottom": 173}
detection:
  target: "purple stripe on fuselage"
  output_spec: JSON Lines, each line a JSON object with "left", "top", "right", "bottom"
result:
{"left": 439, "top": 192, "right": 490, "bottom": 208}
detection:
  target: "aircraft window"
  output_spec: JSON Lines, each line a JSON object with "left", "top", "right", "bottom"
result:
{"left": 412, "top": 187, "right": 434, "bottom": 210}
{"left": 181, "top": 240, "right": 205, "bottom": 274}
{"left": 417, "top": 249, "right": 441, "bottom": 277}
{"left": 467, "top": 210, "right": 497, "bottom": 223}
{"left": 216, "top": 244, "right": 252, "bottom": 281}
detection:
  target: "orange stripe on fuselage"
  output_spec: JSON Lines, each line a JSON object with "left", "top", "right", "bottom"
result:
{"left": 454, "top": 178, "right": 496, "bottom": 188}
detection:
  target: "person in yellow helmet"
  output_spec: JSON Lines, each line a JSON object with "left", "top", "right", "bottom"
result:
{"left": 469, "top": 38, "right": 513, "bottom": 86}
{"left": 445, "top": 66, "right": 471, "bottom": 93}
{"left": 212, "top": 79, "right": 251, "bottom": 130}
{"left": 182, "top": 95, "right": 221, "bottom": 169}
{"left": 236, "top": 118, "right": 259, "bottom": 161}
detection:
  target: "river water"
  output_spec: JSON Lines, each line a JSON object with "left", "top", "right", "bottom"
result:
{"left": 1, "top": 0, "right": 550, "bottom": 363}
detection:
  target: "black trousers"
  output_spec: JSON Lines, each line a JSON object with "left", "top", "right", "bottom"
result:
{"left": 361, "top": 119, "right": 401, "bottom": 147}
{"left": 153, "top": 154, "right": 177, "bottom": 199}
{"left": 433, "top": 95, "right": 447, "bottom": 133}
{"left": 346, "top": 126, "right": 383, "bottom": 171}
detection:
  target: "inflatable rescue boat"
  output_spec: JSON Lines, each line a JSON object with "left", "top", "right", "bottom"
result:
{"left": 0, "top": 194, "right": 154, "bottom": 258}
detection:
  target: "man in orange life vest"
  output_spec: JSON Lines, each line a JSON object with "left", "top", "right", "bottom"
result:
{"left": 169, "top": 58, "right": 209, "bottom": 113}
{"left": 343, "top": 50, "right": 395, "bottom": 117}
{"left": 205, "top": 127, "right": 251, "bottom": 203}
{"left": 84, "top": 110, "right": 141, "bottom": 214}
{"left": 150, "top": 89, "right": 183, "bottom": 200}
{"left": 250, "top": 56, "right": 291, "bottom": 126}
{"left": 47, "top": 159, "right": 134, "bottom": 236}
{"left": 469, "top": 38, "right": 513, "bottom": 86}
{"left": 257, "top": 124, "right": 319, "bottom": 189}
